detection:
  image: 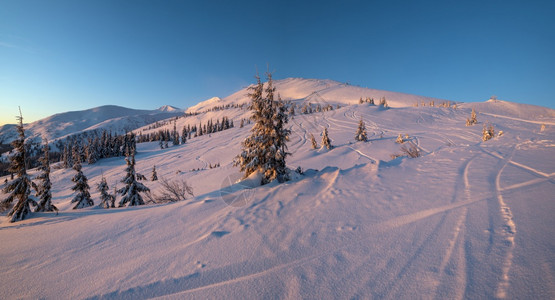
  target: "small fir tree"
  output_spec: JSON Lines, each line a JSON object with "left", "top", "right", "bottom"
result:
{"left": 151, "top": 165, "right": 158, "bottom": 181}
{"left": 181, "top": 126, "right": 187, "bottom": 144}
{"left": 467, "top": 108, "right": 478, "bottom": 126}
{"left": 35, "top": 138, "right": 57, "bottom": 213}
{"left": 322, "top": 128, "right": 332, "bottom": 149}
{"left": 310, "top": 133, "right": 318, "bottom": 149}
{"left": 1, "top": 108, "right": 37, "bottom": 222}
{"left": 71, "top": 152, "right": 93, "bottom": 209}
{"left": 118, "top": 148, "right": 150, "bottom": 207}
{"left": 355, "top": 119, "right": 368, "bottom": 142}
{"left": 97, "top": 176, "right": 115, "bottom": 208}
{"left": 172, "top": 122, "right": 179, "bottom": 146}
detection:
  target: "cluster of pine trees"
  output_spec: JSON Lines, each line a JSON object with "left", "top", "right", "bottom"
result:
{"left": 0, "top": 111, "right": 153, "bottom": 222}
{"left": 136, "top": 116, "right": 234, "bottom": 149}
{"left": 59, "top": 130, "right": 134, "bottom": 168}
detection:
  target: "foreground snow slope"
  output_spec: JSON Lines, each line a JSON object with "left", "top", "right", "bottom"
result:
{"left": 1, "top": 102, "right": 554, "bottom": 299}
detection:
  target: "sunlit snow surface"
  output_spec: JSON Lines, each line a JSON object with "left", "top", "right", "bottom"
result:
{"left": 1, "top": 81, "right": 554, "bottom": 299}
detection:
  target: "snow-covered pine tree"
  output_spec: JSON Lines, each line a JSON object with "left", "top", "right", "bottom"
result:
{"left": 70, "top": 149, "right": 93, "bottom": 209}
{"left": 467, "top": 108, "right": 478, "bottom": 126}
{"left": 234, "top": 72, "right": 290, "bottom": 184}
{"left": 35, "top": 138, "right": 57, "bottom": 212}
{"left": 181, "top": 126, "right": 187, "bottom": 144}
{"left": 270, "top": 94, "right": 291, "bottom": 182}
{"left": 151, "top": 165, "right": 158, "bottom": 181}
{"left": 379, "top": 97, "right": 389, "bottom": 108}
{"left": 97, "top": 176, "right": 115, "bottom": 208}
{"left": 118, "top": 145, "right": 150, "bottom": 207}
{"left": 310, "top": 133, "right": 318, "bottom": 149}
{"left": 172, "top": 122, "right": 179, "bottom": 146}
{"left": 322, "top": 127, "right": 332, "bottom": 149}
{"left": 234, "top": 74, "right": 267, "bottom": 179}
{"left": 355, "top": 119, "right": 368, "bottom": 142}
{"left": 85, "top": 138, "right": 97, "bottom": 164}
{"left": 1, "top": 109, "right": 37, "bottom": 222}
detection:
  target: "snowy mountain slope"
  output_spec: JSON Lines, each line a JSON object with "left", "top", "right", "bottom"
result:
{"left": 1, "top": 99, "right": 554, "bottom": 299}
{"left": 0, "top": 105, "right": 183, "bottom": 144}
{"left": 187, "top": 78, "right": 450, "bottom": 114}
{"left": 459, "top": 99, "right": 555, "bottom": 125}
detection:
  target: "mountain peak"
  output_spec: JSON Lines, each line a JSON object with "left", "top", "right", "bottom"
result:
{"left": 157, "top": 105, "right": 182, "bottom": 112}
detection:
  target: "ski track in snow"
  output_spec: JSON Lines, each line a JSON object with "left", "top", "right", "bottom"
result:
{"left": 492, "top": 148, "right": 517, "bottom": 299}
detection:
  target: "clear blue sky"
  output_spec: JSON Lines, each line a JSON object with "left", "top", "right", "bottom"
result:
{"left": 1, "top": 0, "right": 554, "bottom": 125}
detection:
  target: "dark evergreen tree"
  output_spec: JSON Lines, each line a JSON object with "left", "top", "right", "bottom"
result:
{"left": 270, "top": 95, "right": 291, "bottom": 182}
{"left": 151, "top": 165, "right": 158, "bottom": 181}
{"left": 181, "top": 126, "right": 187, "bottom": 144}
{"left": 322, "top": 127, "right": 332, "bottom": 149}
{"left": 70, "top": 151, "right": 93, "bottom": 209}
{"left": 118, "top": 146, "right": 150, "bottom": 207}
{"left": 355, "top": 119, "right": 368, "bottom": 142}
{"left": 172, "top": 122, "right": 179, "bottom": 146}
{"left": 97, "top": 176, "right": 115, "bottom": 208}
{"left": 1, "top": 109, "right": 37, "bottom": 222}
{"left": 35, "top": 139, "right": 57, "bottom": 212}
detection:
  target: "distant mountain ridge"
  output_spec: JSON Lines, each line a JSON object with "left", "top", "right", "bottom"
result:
{"left": 0, "top": 105, "right": 183, "bottom": 144}
{"left": 2, "top": 77, "right": 553, "bottom": 146}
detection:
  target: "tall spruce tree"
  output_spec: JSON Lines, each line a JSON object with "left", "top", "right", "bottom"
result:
{"left": 1, "top": 108, "right": 37, "bottom": 222}
{"left": 355, "top": 119, "right": 368, "bottom": 142}
{"left": 271, "top": 94, "right": 291, "bottom": 182}
{"left": 35, "top": 138, "right": 57, "bottom": 212}
{"left": 118, "top": 142, "right": 150, "bottom": 207}
{"left": 71, "top": 150, "right": 93, "bottom": 209}
{"left": 234, "top": 72, "right": 290, "bottom": 184}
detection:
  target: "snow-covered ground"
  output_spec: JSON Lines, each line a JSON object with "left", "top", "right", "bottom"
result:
{"left": 1, "top": 80, "right": 554, "bottom": 299}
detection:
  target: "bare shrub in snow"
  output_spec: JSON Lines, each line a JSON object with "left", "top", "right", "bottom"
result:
{"left": 482, "top": 123, "right": 495, "bottom": 142}
{"left": 396, "top": 134, "right": 404, "bottom": 144}
{"left": 150, "top": 177, "right": 194, "bottom": 203}
{"left": 400, "top": 142, "right": 421, "bottom": 158}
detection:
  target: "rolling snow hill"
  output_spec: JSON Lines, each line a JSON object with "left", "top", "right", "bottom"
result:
{"left": 0, "top": 105, "right": 183, "bottom": 145}
{"left": 187, "top": 78, "right": 450, "bottom": 114}
{"left": 0, "top": 79, "right": 554, "bottom": 299}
